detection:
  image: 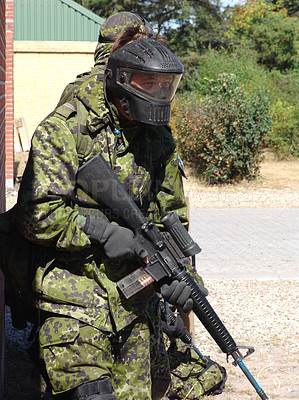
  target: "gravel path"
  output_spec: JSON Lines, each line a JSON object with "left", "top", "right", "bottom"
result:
{"left": 193, "top": 279, "right": 299, "bottom": 400}
{"left": 184, "top": 184, "right": 299, "bottom": 209}
{"left": 190, "top": 208, "right": 299, "bottom": 279}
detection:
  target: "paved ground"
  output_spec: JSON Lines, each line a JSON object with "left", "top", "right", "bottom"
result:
{"left": 189, "top": 208, "right": 299, "bottom": 280}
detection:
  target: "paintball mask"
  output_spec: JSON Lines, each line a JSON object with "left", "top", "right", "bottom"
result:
{"left": 105, "top": 38, "right": 184, "bottom": 125}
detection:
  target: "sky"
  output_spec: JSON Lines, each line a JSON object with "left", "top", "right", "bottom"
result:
{"left": 221, "top": 0, "right": 244, "bottom": 8}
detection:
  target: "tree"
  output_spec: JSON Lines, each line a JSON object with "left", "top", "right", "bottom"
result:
{"left": 166, "top": 0, "right": 223, "bottom": 55}
{"left": 271, "top": 0, "right": 299, "bottom": 16}
{"left": 225, "top": 0, "right": 298, "bottom": 71}
{"left": 75, "top": 0, "right": 222, "bottom": 36}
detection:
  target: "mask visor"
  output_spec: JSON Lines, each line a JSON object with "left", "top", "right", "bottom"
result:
{"left": 117, "top": 68, "right": 182, "bottom": 104}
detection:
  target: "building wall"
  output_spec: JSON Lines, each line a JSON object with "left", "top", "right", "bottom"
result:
{"left": 0, "top": 3, "right": 6, "bottom": 398}
{"left": 14, "top": 41, "right": 97, "bottom": 146}
{"left": 5, "top": 0, "right": 13, "bottom": 188}
{"left": 0, "top": 0, "right": 5, "bottom": 213}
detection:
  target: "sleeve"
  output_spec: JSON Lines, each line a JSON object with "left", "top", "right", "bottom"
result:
{"left": 16, "top": 115, "right": 90, "bottom": 251}
{"left": 156, "top": 128, "right": 189, "bottom": 230}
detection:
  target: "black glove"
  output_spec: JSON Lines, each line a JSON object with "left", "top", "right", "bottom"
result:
{"left": 160, "top": 280, "right": 193, "bottom": 313}
{"left": 198, "top": 283, "right": 209, "bottom": 297}
{"left": 84, "top": 215, "right": 148, "bottom": 260}
{"left": 161, "top": 313, "right": 189, "bottom": 340}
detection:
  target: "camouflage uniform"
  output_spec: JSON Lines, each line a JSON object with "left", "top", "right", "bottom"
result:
{"left": 16, "top": 17, "right": 188, "bottom": 399}
{"left": 162, "top": 340, "right": 226, "bottom": 399}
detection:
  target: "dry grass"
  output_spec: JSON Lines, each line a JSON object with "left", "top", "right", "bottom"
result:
{"left": 183, "top": 153, "right": 299, "bottom": 209}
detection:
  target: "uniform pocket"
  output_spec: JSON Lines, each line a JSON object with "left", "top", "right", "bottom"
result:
{"left": 39, "top": 317, "right": 81, "bottom": 393}
{"left": 115, "top": 156, "right": 152, "bottom": 205}
{"left": 39, "top": 317, "right": 79, "bottom": 348}
{"left": 34, "top": 260, "right": 106, "bottom": 309}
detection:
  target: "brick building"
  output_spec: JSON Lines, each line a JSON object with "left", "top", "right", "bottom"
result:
{"left": 5, "top": 0, "right": 12, "bottom": 189}
{"left": 0, "top": 0, "right": 7, "bottom": 207}
{"left": 0, "top": 2, "right": 6, "bottom": 396}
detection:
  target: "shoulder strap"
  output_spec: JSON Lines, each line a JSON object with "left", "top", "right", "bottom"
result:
{"left": 56, "top": 71, "right": 91, "bottom": 108}
{"left": 54, "top": 71, "right": 108, "bottom": 166}
{"left": 55, "top": 101, "right": 77, "bottom": 119}
{"left": 76, "top": 99, "right": 95, "bottom": 166}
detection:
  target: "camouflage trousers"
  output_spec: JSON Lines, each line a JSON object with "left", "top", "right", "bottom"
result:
{"left": 161, "top": 341, "right": 226, "bottom": 399}
{"left": 38, "top": 299, "right": 171, "bottom": 399}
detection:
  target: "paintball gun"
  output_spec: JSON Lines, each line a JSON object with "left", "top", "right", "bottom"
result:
{"left": 77, "top": 154, "right": 269, "bottom": 400}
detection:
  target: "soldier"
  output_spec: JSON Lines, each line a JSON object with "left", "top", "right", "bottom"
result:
{"left": 16, "top": 14, "right": 195, "bottom": 400}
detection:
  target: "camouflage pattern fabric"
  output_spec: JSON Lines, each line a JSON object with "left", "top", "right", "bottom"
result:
{"left": 162, "top": 340, "right": 226, "bottom": 399}
{"left": 98, "top": 12, "right": 153, "bottom": 42}
{"left": 94, "top": 12, "right": 153, "bottom": 65}
{"left": 39, "top": 296, "right": 170, "bottom": 398}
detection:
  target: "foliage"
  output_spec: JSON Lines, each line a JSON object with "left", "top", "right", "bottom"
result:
{"left": 224, "top": 0, "right": 299, "bottom": 71}
{"left": 270, "top": 0, "right": 299, "bottom": 16}
{"left": 249, "top": 10, "right": 298, "bottom": 71}
{"left": 225, "top": 0, "right": 272, "bottom": 38}
{"left": 178, "top": 44, "right": 269, "bottom": 95}
{"left": 267, "top": 69, "right": 299, "bottom": 158}
{"left": 178, "top": 47, "right": 298, "bottom": 159}
{"left": 75, "top": 0, "right": 222, "bottom": 35}
{"left": 171, "top": 74, "right": 271, "bottom": 183}
{"left": 165, "top": 1, "right": 223, "bottom": 55}
{"left": 268, "top": 98, "right": 299, "bottom": 158}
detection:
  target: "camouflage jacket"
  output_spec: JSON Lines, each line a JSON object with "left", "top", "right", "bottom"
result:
{"left": 16, "top": 44, "right": 188, "bottom": 333}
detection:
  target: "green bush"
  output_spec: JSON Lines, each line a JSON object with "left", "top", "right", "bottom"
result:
{"left": 269, "top": 99, "right": 299, "bottom": 158}
{"left": 179, "top": 45, "right": 277, "bottom": 100}
{"left": 178, "top": 46, "right": 299, "bottom": 159}
{"left": 264, "top": 69, "right": 299, "bottom": 158}
{"left": 172, "top": 74, "right": 271, "bottom": 183}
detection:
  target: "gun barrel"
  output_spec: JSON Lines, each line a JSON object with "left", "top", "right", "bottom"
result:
{"left": 231, "top": 351, "right": 269, "bottom": 400}
{"left": 177, "top": 270, "right": 237, "bottom": 354}
{"left": 178, "top": 272, "right": 269, "bottom": 400}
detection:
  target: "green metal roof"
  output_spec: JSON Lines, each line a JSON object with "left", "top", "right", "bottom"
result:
{"left": 14, "top": 0, "right": 105, "bottom": 41}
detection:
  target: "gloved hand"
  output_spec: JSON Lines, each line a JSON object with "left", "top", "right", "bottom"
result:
{"left": 161, "top": 313, "right": 189, "bottom": 340}
{"left": 160, "top": 280, "right": 193, "bottom": 313}
{"left": 84, "top": 215, "right": 148, "bottom": 260}
{"left": 198, "top": 283, "right": 209, "bottom": 297}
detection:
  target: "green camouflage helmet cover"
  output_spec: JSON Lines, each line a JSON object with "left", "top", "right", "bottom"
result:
{"left": 94, "top": 12, "right": 154, "bottom": 64}
{"left": 98, "top": 12, "right": 154, "bottom": 43}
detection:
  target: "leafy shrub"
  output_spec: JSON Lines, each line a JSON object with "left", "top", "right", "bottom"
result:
{"left": 178, "top": 46, "right": 299, "bottom": 159}
{"left": 179, "top": 45, "right": 272, "bottom": 97}
{"left": 171, "top": 74, "right": 271, "bottom": 183}
{"left": 269, "top": 99, "right": 299, "bottom": 158}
